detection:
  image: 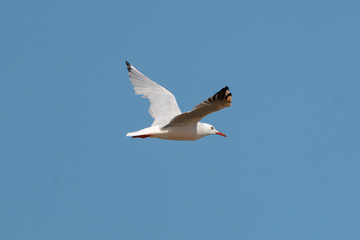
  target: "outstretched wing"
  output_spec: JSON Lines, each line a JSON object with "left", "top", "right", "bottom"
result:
{"left": 163, "top": 86, "right": 232, "bottom": 127}
{"left": 126, "top": 61, "right": 182, "bottom": 126}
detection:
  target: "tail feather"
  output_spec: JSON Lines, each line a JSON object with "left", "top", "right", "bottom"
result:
{"left": 126, "top": 132, "right": 138, "bottom": 137}
{"left": 126, "top": 126, "right": 159, "bottom": 138}
{"left": 126, "top": 131, "right": 152, "bottom": 138}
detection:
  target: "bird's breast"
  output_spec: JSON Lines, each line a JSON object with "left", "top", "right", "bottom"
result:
{"left": 157, "top": 126, "right": 202, "bottom": 141}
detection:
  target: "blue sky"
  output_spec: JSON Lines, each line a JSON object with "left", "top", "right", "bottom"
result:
{"left": 1, "top": 0, "right": 360, "bottom": 239}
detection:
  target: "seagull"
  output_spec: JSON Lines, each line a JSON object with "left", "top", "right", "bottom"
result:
{"left": 125, "top": 61, "right": 232, "bottom": 141}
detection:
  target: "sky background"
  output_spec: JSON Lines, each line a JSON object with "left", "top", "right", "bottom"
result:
{"left": 1, "top": 0, "right": 360, "bottom": 239}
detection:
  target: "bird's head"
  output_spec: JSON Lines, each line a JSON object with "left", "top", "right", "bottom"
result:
{"left": 201, "top": 123, "right": 227, "bottom": 137}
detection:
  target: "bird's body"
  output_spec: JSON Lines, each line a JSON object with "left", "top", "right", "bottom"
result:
{"left": 127, "top": 123, "right": 225, "bottom": 141}
{"left": 125, "top": 61, "right": 232, "bottom": 141}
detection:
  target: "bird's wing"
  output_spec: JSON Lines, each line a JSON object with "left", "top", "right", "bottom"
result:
{"left": 163, "top": 86, "right": 232, "bottom": 128}
{"left": 126, "top": 61, "right": 182, "bottom": 126}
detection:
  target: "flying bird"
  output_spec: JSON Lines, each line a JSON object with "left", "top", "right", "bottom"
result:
{"left": 125, "top": 61, "right": 232, "bottom": 141}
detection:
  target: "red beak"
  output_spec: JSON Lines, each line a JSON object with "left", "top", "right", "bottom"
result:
{"left": 216, "top": 131, "right": 227, "bottom": 137}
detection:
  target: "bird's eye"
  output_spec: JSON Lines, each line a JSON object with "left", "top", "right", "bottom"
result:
{"left": 211, "top": 127, "right": 214, "bottom": 130}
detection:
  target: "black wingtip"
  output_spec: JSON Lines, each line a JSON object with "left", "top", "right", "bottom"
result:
{"left": 219, "top": 86, "right": 232, "bottom": 103}
{"left": 125, "top": 61, "right": 131, "bottom": 72}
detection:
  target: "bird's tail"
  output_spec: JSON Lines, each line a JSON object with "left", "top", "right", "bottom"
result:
{"left": 126, "top": 131, "right": 139, "bottom": 137}
{"left": 126, "top": 128, "right": 155, "bottom": 138}
{"left": 126, "top": 131, "right": 152, "bottom": 139}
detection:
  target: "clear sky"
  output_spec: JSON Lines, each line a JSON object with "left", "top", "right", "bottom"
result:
{"left": 1, "top": 0, "right": 360, "bottom": 239}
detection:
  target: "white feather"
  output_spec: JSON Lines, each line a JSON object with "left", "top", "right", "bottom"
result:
{"left": 126, "top": 62, "right": 181, "bottom": 126}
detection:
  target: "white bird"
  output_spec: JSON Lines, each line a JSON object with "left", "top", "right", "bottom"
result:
{"left": 125, "top": 61, "right": 232, "bottom": 141}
